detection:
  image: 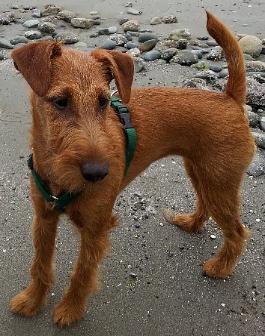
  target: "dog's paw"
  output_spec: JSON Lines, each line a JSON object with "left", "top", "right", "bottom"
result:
{"left": 53, "top": 300, "right": 85, "bottom": 327}
{"left": 203, "top": 257, "right": 233, "bottom": 279}
{"left": 10, "top": 288, "right": 43, "bottom": 317}
{"left": 162, "top": 209, "right": 202, "bottom": 233}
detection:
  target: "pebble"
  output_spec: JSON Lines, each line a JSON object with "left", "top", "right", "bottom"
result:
{"left": 192, "top": 60, "right": 209, "bottom": 71}
{"left": 129, "top": 272, "right": 137, "bottom": 279}
{"left": 41, "top": 5, "right": 62, "bottom": 17}
{"left": 74, "top": 42, "right": 88, "bottom": 51}
{"left": 127, "top": 8, "right": 142, "bottom": 15}
{"left": 150, "top": 16, "right": 162, "bottom": 25}
{"left": 169, "top": 28, "right": 191, "bottom": 41}
{"left": 139, "top": 39, "right": 157, "bottom": 52}
{"left": 246, "top": 61, "right": 265, "bottom": 73}
{"left": 38, "top": 22, "right": 56, "bottom": 34}
{"left": 218, "top": 68, "right": 229, "bottom": 78}
{"left": 207, "top": 46, "right": 223, "bottom": 61}
{"left": 24, "top": 30, "right": 42, "bottom": 40}
{"left": 71, "top": 18, "right": 95, "bottom": 29}
{"left": 99, "top": 26, "right": 118, "bottom": 35}
{"left": 239, "top": 35, "right": 263, "bottom": 58}
{"left": 122, "top": 19, "right": 140, "bottom": 32}
{"left": 194, "top": 70, "right": 218, "bottom": 81}
{"left": 0, "top": 38, "right": 14, "bottom": 49}
{"left": 161, "top": 48, "right": 177, "bottom": 61}
{"left": 247, "top": 149, "right": 265, "bottom": 177}
{"left": 246, "top": 77, "right": 265, "bottom": 108}
{"left": 23, "top": 19, "right": 39, "bottom": 28}
{"left": 119, "top": 17, "right": 129, "bottom": 25}
{"left": 0, "top": 13, "right": 15, "bottom": 25}
{"left": 143, "top": 50, "right": 161, "bottom": 61}
{"left": 260, "top": 116, "right": 265, "bottom": 131}
{"left": 209, "top": 64, "right": 223, "bottom": 73}
{"left": 176, "top": 39, "right": 188, "bottom": 50}
{"left": 182, "top": 78, "right": 208, "bottom": 90}
{"left": 210, "top": 234, "right": 216, "bottom": 240}
{"left": 252, "top": 130, "right": 265, "bottom": 149}
{"left": 162, "top": 15, "right": 177, "bottom": 24}
{"left": 206, "top": 40, "right": 218, "bottom": 47}
{"left": 125, "top": 1, "right": 133, "bottom": 7}
{"left": 128, "top": 48, "right": 141, "bottom": 57}
{"left": 100, "top": 39, "right": 117, "bottom": 50}
{"left": 138, "top": 33, "right": 158, "bottom": 43}
{"left": 57, "top": 10, "right": 76, "bottom": 22}
{"left": 247, "top": 111, "right": 260, "bottom": 127}
{"left": 171, "top": 50, "right": 198, "bottom": 66}
{"left": 32, "top": 9, "right": 41, "bottom": 18}
{"left": 156, "top": 39, "right": 177, "bottom": 51}
{"left": 0, "top": 50, "right": 8, "bottom": 60}
{"left": 109, "top": 33, "right": 128, "bottom": 46}
{"left": 125, "top": 41, "right": 138, "bottom": 49}
{"left": 10, "top": 36, "right": 29, "bottom": 45}
{"left": 134, "top": 57, "right": 146, "bottom": 72}
{"left": 55, "top": 32, "right": 79, "bottom": 44}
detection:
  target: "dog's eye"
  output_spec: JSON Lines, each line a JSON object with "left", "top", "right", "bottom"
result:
{"left": 52, "top": 97, "right": 69, "bottom": 110}
{"left": 98, "top": 95, "right": 109, "bottom": 112}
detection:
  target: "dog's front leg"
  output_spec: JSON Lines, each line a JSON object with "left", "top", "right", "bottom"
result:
{"left": 10, "top": 196, "right": 59, "bottom": 316}
{"left": 53, "top": 213, "right": 112, "bottom": 327}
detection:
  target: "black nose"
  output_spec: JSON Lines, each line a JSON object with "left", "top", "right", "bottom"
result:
{"left": 80, "top": 161, "right": 109, "bottom": 182}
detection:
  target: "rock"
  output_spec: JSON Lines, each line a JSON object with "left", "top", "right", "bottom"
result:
{"left": 128, "top": 48, "right": 141, "bottom": 57}
{"left": 100, "top": 39, "right": 116, "bottom": 50}
{"left": 194, "top": 70, "right": 218, "bottom": 81}
{"left": 162, "top": 15, "right": 177, "bottom": 24}
{"left": 10, "top": 36, "right": 29, "bottom": 45}
{"left": 127, "top": 8, "right": 142, "bottom": 15}
{"left": 252, "top": 130, "right": 265, "bottom": 149}
{"left": 57, "top": 10, "right": 76, "bottom": 22}
{"left": 55, "top": 32, "right": 79, "bottom": 44}
{"left": 0, "top": 50, "right": 8, "bottom": 60}
{"left": 125, "top": 32, "right": 133, "bottom": 41}
{"left": 260, "top": 116, "right": 265, "bottom": 131}
{"left": 150, "top": 17, "right": 162, "bottom": 25}
{"left": 247, "top": 111, "right": 260, "bottom": 127}
{"left": 176, "top": 39, "right": 188, "bottom": 50}
{"left": 219, "top": 68, "right": 229, "bottom": 78}
{"left": 74, "top": 42, "right": 88, "bottom": 51}
{"left": 207, "top": 46, "right": 223, "bottom": 61}
{"left": 24, "top": 30, "right": 42, "bottom": 40}
{"left": 0, "top": 38, "right": 14, "bottom": 49}
{"left": 98, "top": 26, "right": 117, "bottom": 35}
{"left": 197, "top": 36, "right": 209, "bottom": 41}
{"left": 138, "top": 33, "right": 158, "bottom": 43}
{"left": 139, "top": 39, "right": 157, "bottom": 52}
{"left": 32, "top": 9, "right": 41, "bottom": 18}
{"left": 209, "top": 64, "right": 222, "bottom": 73}
{"left": 90, "top": 32, "right": 99, "bottom": 38}
{"left": 119, "top": 17, "right": 129, "bottom": 25}
{"left": 247, "top": 77, "right": 265, "bottom": 108}
{"left": 239, "top": 35, "right": 263, "bottom": 58}
{"left": 134, "top": 57, "right": 145, "bottom": 72}
{"left": 244, "top": 54, "right": 254, "bottom": 61}
{"left": 169, "top": 28, "right": 191, "bottom": 41}
{"left": 171, "top": 50, "right": 198, "bottom": 66}
{"left": 109, "top": 34, "right": 128, "bottom": 46}
{"left": 246, "top": 61, "right": 265, "bottom": 73}
{"left": 206, "top": 40, "right": 218, "bottom": 47}
{"left": 155, "top": 39, "right": 177, "bottom": 51}
{"left": 125, "top": 41, "right": 138, "bottom": 49}
{"left": 125, "top": 1, "right": 133, "bottom": 7}
{"left": 41, "top": 5, "right": 62, "bottom": 17}
{"left": 71, "top": 18, "right": 95, "bottom": 29}
{"left": 0, "top": 13, "right": 15, "bottom": 25}
{"left": 161, "top": 48, "right": 177, "bottom": 61}
{"left": 122, "top": 19, "right": 140, "bottom": 32}
{"left": 191, "top": 60, "right": 209, "bottom": 71}
{"left": 38, "top": 22, "right": 56, "bottom": 34}
{"left": 182, "top": 78, "right": 208, "bottom": 90}
{"left": 23, "top": 19, "right": 39, "bottom": 28}
{"left": 129, "top": 272, "right": 137, "bottom": 279}
{"left": 191, "top": 50, "right": 203, "bottom": 59}
{"left": 247, "top": 149, "right": 265, "bottom": 177}
{"left": 142, "top": 50, "right": 161, "bottom": 61}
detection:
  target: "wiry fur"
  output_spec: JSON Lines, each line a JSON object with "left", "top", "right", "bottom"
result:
{"left": 10, "top": 11, "right": 255, "bottom": 327}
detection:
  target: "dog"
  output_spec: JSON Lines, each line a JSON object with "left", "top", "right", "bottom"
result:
{"left": 9, "top": 11, "right": 256, "bottom": 326}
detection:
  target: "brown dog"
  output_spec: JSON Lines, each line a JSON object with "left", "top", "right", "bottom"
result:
{"left": 10, "top": 11, "right": 255, "bottom": 326}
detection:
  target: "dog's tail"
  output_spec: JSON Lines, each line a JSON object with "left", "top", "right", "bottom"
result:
{"left": 206, "top": 10, "right": 246, "bottom": 105}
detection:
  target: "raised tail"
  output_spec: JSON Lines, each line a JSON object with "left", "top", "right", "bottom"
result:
{"left": 206, "top": 10, "right": 246, "bottom": 105}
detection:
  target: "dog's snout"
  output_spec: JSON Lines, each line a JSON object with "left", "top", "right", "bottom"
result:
{"left": 81, "top": 161, "right": 109, "bottom": 182}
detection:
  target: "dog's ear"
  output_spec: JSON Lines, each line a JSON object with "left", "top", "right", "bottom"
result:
{"left": 11, "top": 41, "right": 62, "bottom": 97}
{"left": 91, "top": 49, "right": 134, "bottom": 104}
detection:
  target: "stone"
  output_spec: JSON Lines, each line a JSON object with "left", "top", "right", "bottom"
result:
{"left": 0, "top": 50, "right": 8, "bottom": 60}
{"left": 0, "top": 38, "right": 14, "bottom": 49}
{"left": 219, "top": 68, "right": 229, "bottom": 78}
{"left": 138, "top": 33, "right": 158, "bottom": 43}
{"left": 127, "top": 8, "right": 142, "bottom": 15}
{"left": 247, "top": 149, "right": 265, "bottom": 177}
{"left": 150, "top": 17, "right": 162, "bottom": 25}
{"left": 128, "top": 48, "right": 141, "bottom": 57}
{"left": 119, "top": 17, "right": 129, "bottom": 25}
{"left": 162, "top": 15, "right": 177, "bottom": 24}
{"left": 161, "top": 48, "right": 177, "bottom": 61}
{"left": 122, "top": 19, "right": 140, "bottom": 32}
{"left": 239, "top": 35, "right": 263, "bottom": 58}
{"left": 38, "top": 22, "right": 56, "bottom": 34}
{"left": 32, "top": 9, "right": 41, "bottom": 18}
{"left": 74, "top": 42, "right": 88, "bottom": 51}
{"left": 55, "top": 32, "right": 79, "bottom": 44}
{"left": 142, "top": 50, "right": 161, "bottom": 61}
{"left": 139, "top": 39, "right": 157, "bottom": 52}
{"left": 182, "top": 78, "right": 208, "bottom": 90}
{"left": 192, "top": 49, "right": 203, "bottom": 59}
{"left": 169, "top": 28, "right": 191, "bottom": 41}
{"left": 246, "top": 61, "right": 265, "bottom": 73}
{"left": 194, "top": 70, "right": 218, "bottom": 81}
{"left": 24, "top": 30, "right": 42, "bottom": 40}
{"left": 125, "top": 41, "right": 138, "bottom": 49}
{"left": 10, "top": 36, "right": 28, "bottom": 45}
{"left": 244, "top": 54, "right": 254, "bottom": 61}
{"left": 109, "top": 34, "right": 128, "bottom": 46}
{"left": 247, "top": 111, "right": 259, "bottom": 127}
{"left": 206, "top": 40, "right": 218, "bottom": 47}
{"left": 155, "top": 39, "right": 177, "bottom": 51}
{"left": 176, "top": 39, "right": 188, "bottom": 50}
{"left": 23, "top": 19, "right": 39, "bottom": 28}
{"left": 246, "top": 77, "right": 265, "bottom": 108}
{"left": 260, "top": 116, "right": 265, "bottom": 131}
{"left": 207, "top": 46, "right": 223, "bottom": 61}
{"left": 191, "top": 61, "right": 209, "bottom": 71}
{"left": 71, "top": 18, "right": 95, "bottom": 29}
{"left": 57, "top": 10, "right": 76, "bottom": 22}
{"left": 0, "top": 13, "right": 15, "bottom": 25}
{"left": 171, "top": 50, "right": 198, "bottom": 66}
{"left": 125, "top": 1, "right": 133, "bottom": 7}
{"left": 209, "top": 64, "right": 222, "bottom": 73}
{"left": 98, "top": 26, "right": 118, "bottom": 35}
{"left": 41, "top": 5, "right": 62, "bottom": 17}
{"left": 100, "top": 39, "right": 116, "bottom": 50}
{"left": 252, "top": 130, "right": 265, "bottom": 149}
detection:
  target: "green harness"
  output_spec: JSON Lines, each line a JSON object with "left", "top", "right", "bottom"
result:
{"left": 28, "top": 96, "right": 137, "bottom": 213}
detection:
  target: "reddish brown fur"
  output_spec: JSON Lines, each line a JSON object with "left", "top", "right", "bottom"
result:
{"left": 10, "top": 11, "right": 255, "bottom": 326}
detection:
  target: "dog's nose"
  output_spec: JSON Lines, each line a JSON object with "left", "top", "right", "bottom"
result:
{"left": 80, "top": 161, "right": 109, "bottom": 182}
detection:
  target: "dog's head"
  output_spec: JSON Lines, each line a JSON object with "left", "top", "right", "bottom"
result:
{"left": 12, "top": 41, "right": 134, "bottom": 192}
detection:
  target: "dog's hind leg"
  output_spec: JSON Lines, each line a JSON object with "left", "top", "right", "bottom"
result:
{"left": 163, "top": 158, "right": 209, "bottom": 232}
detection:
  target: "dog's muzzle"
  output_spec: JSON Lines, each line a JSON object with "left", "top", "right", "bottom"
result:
{"left": 80, "top": 161, "right": 109, "bottom": 182}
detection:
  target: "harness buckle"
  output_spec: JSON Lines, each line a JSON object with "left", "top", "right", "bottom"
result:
{"left": 118, "top": 112, "right": 132, "bottom": 129}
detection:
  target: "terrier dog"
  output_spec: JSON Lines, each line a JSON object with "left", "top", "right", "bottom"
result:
{"left": 10, "top": 11, "right": 255, "bottom": 326}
